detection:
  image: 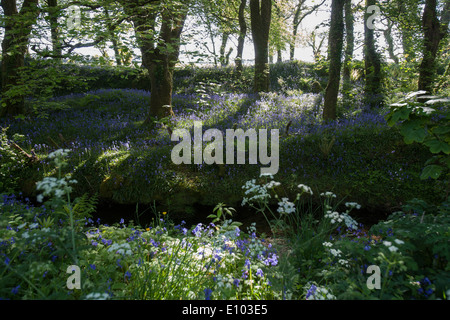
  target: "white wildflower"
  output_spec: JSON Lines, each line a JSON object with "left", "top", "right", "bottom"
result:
{"left": 330, "top": 249, "right": 342, "bottom": 257}
{"left": 48, "top": 148, "right": 71, "bottom": 159}
{"left": 342, "top": 213, "right": 358, "bottom": 230}
{"left": 265, "top": 180, "right": 281, "bottom": 189}
{"left": 36, "top": 194, "right": 44, "bottom": 203}
{"left": 320, "top": 192, "right": 336, "bottom": 198}
{"left": 85, "top": 292, "right": 109, "bottom": 300}
{"left": 298, "top": 184, "right": 313, "bottom": 195}
{"left": 388, "top": 246, "right": 399, "bottom": 252}
{"left": 345, "top": 202, "right": 361, "bottom": 210}
{"left": 338, "top": 259, "right": 350, "bottom": 267}
{"left": 108, "top": 243, "right": 133, "bottom": 256}
{"left": 277, "top": 197, "right": 295, "bottom": 214}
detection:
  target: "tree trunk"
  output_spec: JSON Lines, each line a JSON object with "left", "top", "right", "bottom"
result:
{"left": 104, "top": 7, "right": 122, "bottom": 66}
{"left": 342, "top": 0, "right": 354, "bottom": 103}
{"left": 147, "top": 10, "right": 186, "bottom": 120}
{"left": 277, "top": 49, "right": 282, "bottom": 63}
{"left": 250, "top": 0, "right": 272, "bottom": 93}
{"left": 219, "top": 32, "right": 230, "bottom": 67}
{"left": 1, "top": 0, "right": 40, "bottom": 118}
{"left": 148, "top": 52, "right": 175, "bottom": 119}
{"left": 323, "top": 0, "right": 345, "bottom": 121}
{"left": 289, "top": 0, "right": 325, "bottom": 61}
{"left": 364, "top": 0, "right": 384, "bottom": 109}
{"left": 384, "top": 20, "right": 399, "bottom": 64}
{"left": 122, "top": 1, "right": 187, "bottom": 121}
{"left": 290, "top": 5, "right": 301, "bottom": 61}
{"left": 235, "top": 0, "right": 247, "bottom": 75}
{"left": 47, "top": 0, "right": 62, "bottom": 61}
{"left": 418, "top": 0, "right": 449, "bottom": 93}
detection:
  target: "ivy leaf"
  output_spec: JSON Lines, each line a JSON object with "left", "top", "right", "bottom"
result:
{"left": 420, "top": 165, "right": 443, "bottom": 180}
{"left": 423, "top": 139, "right": 450, "bottom": 154}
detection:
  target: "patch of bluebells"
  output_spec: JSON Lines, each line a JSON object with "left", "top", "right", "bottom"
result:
{"left": 1, "top": 87, "right": 389, "bottom": 163}
{"left": 417, "top": 277, "right": 434, "bottom": 299}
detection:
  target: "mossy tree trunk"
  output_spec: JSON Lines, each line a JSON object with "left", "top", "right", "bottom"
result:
{"left": 323, "top": 0, "right": 345, "bottom": 121}
{"left": 250, "top": 0, "right": 271, "bottom": 93}
{"left": 342, "top": 0, "right": 354, "bottom": 105}
{"left": 121, "top": 0, "right": 187, "bottom": 121}
{"left": 383, "top": 20, "right": 399, "bottom": 65}
{"left": 0, "top": 0, "right": 40, "bottom": 118}
{"left": 418, "top": 0, "right": 449, "bottom": 94}
{"left": 47, "top": 0, "right": 62, "bottom": 62}
{"left": 235, "top": 0, "right": 247, "bottom": 76}
{"left": 363, "top": 0, "right": 384, "bottom": 109}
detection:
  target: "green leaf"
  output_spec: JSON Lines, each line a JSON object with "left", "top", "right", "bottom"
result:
{"left": 112, "top": 283, "right": 126, "bottom": 290}
{"left": 432, "top": 125, "right": 450, "bottom": 136}
{"left": 386, "top": 107, "right": 412, "bottom": 127}
{"left": 420, "top": 165, "right": 443, "bottom": 180}
{"left": 400, "top": 121, "right": 428, "bottom": 144}
{"left": 405, "top": 90, "right": 427, "bottom": 100}
{"left": 416, "top": 106, "right": 435, "bottom": 115}
{"left": 423, "top": 140, "right": 450, "bottom": 154}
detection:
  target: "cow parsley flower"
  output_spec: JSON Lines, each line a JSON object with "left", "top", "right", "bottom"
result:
{"left": 85, "top": 292, "right": 110, "bottom": 300}
{"left": 322, "top": 242, "right": 333, "bottom": 248}
{"left": 320, "top": 192, "right": 336, "bottom": 198}
{"left": 329, "top": 249, "right": 342, "bottom": 257}
{"left": 277, "top": 197, "right": 295, "bottom": 214}
{"left": 345, "top": 202, "right": 361, "bottom": 210}
{"left": 388, "top": 245, "right": 399, "bottom": 252}
{"left": 298, "top": 184, "right": 313, "bottom": 195}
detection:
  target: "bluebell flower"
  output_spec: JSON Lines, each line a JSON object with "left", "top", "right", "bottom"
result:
{"left": 421, "top": 277, "right": 431, "bottom": 286}
{"left": 204, "top": 288, "right": 212, "bottom": 300}
{"left": 192, "top": 223, "right": 203, "bottom": 237}
{"left": 256, "top": 268, "right": 264, "bottom": 277}
{"left": 11, "top": 285, "right": 20, "bottom": 295}
{"left": 306, "top": 284, "right": 317, "bottom": 299}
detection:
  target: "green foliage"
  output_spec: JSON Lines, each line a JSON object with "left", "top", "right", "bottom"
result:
{"left": 0, "top": 127, "right": 26, "bottom": 193}
{"left": 0, "top": 193, "right": 280, "bottom": 300}
{"left": 366, "top": 197, "right": 450, "bottom": 299}
{"left": 207, "top": 202, "right": 242, "bottom": 232}
{"left": 386, "top": 91, "right": 450, "bottom": 180}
